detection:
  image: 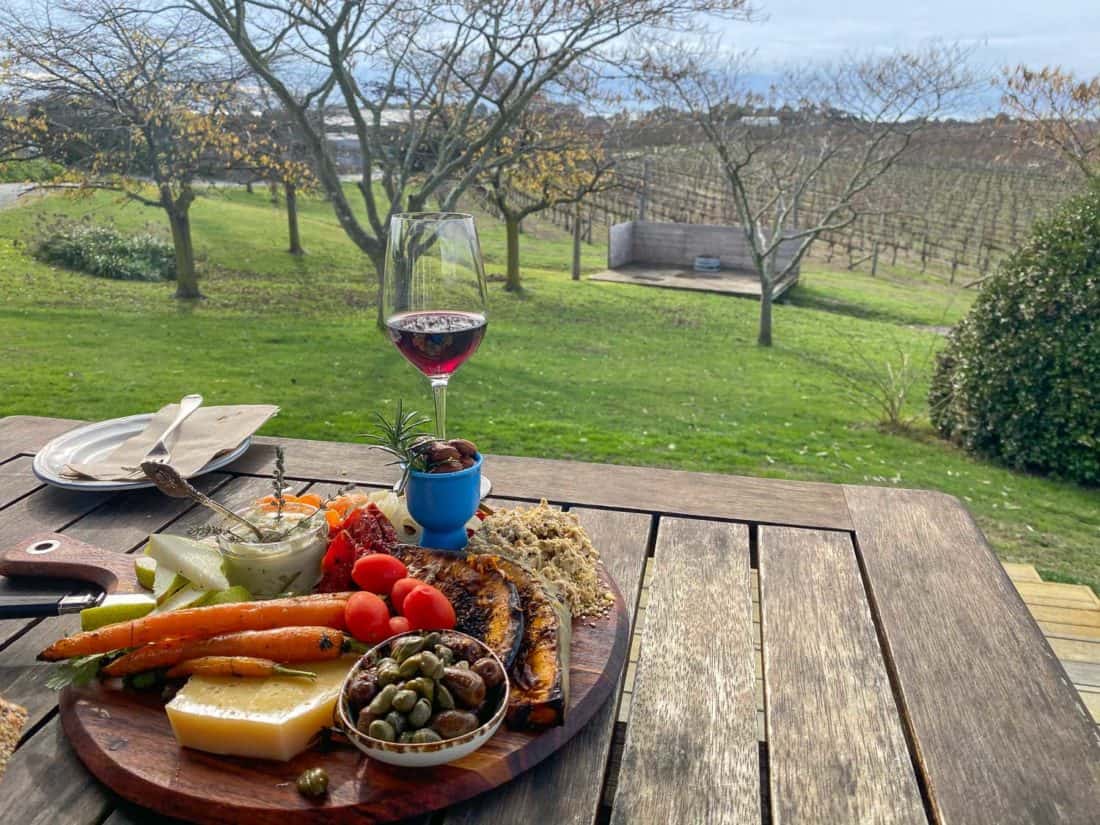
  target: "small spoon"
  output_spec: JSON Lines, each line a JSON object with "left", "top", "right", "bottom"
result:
{"left": 142, "top": 461, "right": 265, "bottom": 540}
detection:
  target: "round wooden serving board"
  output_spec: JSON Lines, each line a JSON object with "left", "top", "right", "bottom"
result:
{"left": 59, "top": 571, "right": 630, "bottom": 824}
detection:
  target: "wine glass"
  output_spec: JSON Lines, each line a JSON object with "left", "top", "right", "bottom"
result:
{"left": 382, "top": 213, "right": 488, "bottom": 441}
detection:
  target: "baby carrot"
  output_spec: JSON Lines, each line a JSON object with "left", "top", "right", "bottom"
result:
{"left": 296, "top": 493, "right": 324, "bottom": 508}
{"left": 102, "top": 626, "right": 346, "bottom": 677}
{"left": 39, "top": 593, "right": 351, "bottom": 661}
{"left": 166, "top": 656, "right": 317, "bottom": 680}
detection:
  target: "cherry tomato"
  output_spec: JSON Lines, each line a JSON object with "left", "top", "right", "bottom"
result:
{"left": 344, "top": 591, "right": 391, "bottom": 644}
{"left": 388, "top": 616, "right": 411, "bottom": 636}
{"left": 402, "top": 584, "right": 457, "bottom": 631}
{"left": 351, "top": 553, "right": 408, "bottom": 596}
{"left": 389, "top": 577, "right": 422, "bottom": 614}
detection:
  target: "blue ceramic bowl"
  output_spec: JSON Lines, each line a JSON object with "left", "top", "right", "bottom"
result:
{"left": 405, "top": 453, "right": 482, "bottom": 551}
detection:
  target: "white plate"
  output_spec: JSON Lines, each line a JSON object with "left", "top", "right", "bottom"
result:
{"left": 33, "top": 413, "right": 251, "bottom": 492}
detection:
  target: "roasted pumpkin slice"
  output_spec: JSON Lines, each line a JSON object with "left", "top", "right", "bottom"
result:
{"left": 389, "top": 545, "right": 524, "bottom": 669}
{"left": 470, "top": 555, "right": 571, "bottom": 729}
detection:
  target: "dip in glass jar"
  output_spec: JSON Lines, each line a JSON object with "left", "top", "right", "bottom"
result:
{"left": 217, "top": 502, "right": 329, "bottom": 597}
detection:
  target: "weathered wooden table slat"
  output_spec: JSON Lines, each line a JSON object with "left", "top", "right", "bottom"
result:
{"left": 611, "top": 518, "right": 760, "bottom": 825}
{"left": 844, "top": 486, "right": 1100, "bottom": 825}
{"left": 1, "top": 415, "right": 1098, "bottom": 825}
{"left": 758, "top": 526, "right": 927, "bottom": 825}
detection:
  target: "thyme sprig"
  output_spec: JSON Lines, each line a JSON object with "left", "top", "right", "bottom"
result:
{"left": 273, "top": 446, "right": 287, "bottom": 521}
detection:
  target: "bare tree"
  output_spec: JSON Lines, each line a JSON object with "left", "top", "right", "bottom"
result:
{"left": 0, "top": 0, "right": 285, "bottom": 298}
{"left": 183, "top": 0, "right": 749, "bottom": 321}
{"left": 1002, "top": 66, "right": 1100, "bottom": 180}
{"left": 644, "top": 44, "right": 974, "bottom": 345}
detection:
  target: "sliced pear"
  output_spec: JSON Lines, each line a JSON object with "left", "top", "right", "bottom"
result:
{"left": 157, "top": 584, "right": 210, "bottom": 613}
{"left": 194, "top": 585, "right": 252, "bottom": 607}
{"left": 152, "top": 563, "right": 188, "bottom": 605}
{"left": 146, "top": 534, "right": 230, "bottom": 592}
{"left": 80, "top": 594, "right": 157, "bottom": 631}
{"left": 134, "top": 557, "right": 157, "bottom": 590}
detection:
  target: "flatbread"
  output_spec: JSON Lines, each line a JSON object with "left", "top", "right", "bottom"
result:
{"left": 0, "top": 696, "right": 28, "bottom": 778}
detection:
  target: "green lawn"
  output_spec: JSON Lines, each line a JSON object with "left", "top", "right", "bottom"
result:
{"left": 3, "top": 187, "right": 1098, "bottom": 591}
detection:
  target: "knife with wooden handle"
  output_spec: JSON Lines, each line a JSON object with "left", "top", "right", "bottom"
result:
{"left": 0, "top": 532, "right": 146, "bottom": 619}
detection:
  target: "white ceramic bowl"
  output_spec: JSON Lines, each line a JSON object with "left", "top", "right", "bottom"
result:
{"left": 336, "top": 630, "right": 508, "bottom": 768}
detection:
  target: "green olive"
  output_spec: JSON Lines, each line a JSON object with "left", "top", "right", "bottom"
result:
{"left": 398, "top": 652, "right": 423, "bottom": 678}
{"left": 391, "top": 635, "right": 425, "bottom": 663}
{"left": 453, "top": 660, "right": 470, "bottom": 670}
{"left": 367, "top": 683, "right": 397, "bottom": 715}
{"left": 398, "top": 731, "right": 416, "bottom": 744}
{"left": 418, "top": 650, "right": 444, "bottom": 679}
{"left": 421, "top": 631, "right": 442, "bottom": 649}
{"left": 368, "top": 719, "right": 396, "bottom": 742}
{"left": 408, "top": 697, "right": 432, "bottom": 728}
{"left": 435, "top": 683, "right": 456, "bottom": 710}
{"left": 407, "top": 675, "right": 435, "bottom": 702}
{"left": 376, "top": 661, "right": 401, "bottom": 686}
{"left": 433, "top": 645, "right": 454, "bottom": 666}
{"left": 384, "top": 710, "right": 407, "bottom": 735}
{"left": 410, "top": 728, "right": 443, "bottom": 744}
{"left": 391, "top": 688, "right": 418, "bottom": 713}
{"left": 296, "top": 767, "right": 329, "bottom": 798}
{"left": 356, "top": 708, "right": 379, "bottom": 733}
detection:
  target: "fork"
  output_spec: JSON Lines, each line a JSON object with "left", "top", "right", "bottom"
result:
{"left": 143, "top": 393, "right": 203, "bottom": 466}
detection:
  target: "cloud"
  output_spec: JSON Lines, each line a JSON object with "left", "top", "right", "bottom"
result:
{"left": 712, "top": 0, "right": 1100, "bottom": 76}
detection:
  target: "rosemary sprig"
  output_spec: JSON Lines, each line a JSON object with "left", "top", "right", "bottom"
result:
{"left": 361, "top": 401, "right": 432, "bottom": 489}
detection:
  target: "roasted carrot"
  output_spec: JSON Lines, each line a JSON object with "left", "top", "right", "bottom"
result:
{"left": 39, "top": 593, "right": 352, "bottom": 661}
{"left": 102, "top": 626, "right": 346, "bottom": 677}
{"left": 166, "top": 656, "right": 317, "bottom": 680}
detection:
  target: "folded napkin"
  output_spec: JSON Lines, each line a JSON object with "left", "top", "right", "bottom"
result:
{"left": 63, "top": 404, "right": 279, "bottom": 481}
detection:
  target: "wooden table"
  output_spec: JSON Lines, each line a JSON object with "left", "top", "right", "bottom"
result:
{"left": 0, "top": 415, "right": 1097, "bottom": 824}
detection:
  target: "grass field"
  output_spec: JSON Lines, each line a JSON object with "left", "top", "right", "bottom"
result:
{"left": 2, "top": 186, "right": 1097, "bottom": 591}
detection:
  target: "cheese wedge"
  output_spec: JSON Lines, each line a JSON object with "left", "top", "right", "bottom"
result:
{"left": 165, "top": 657, "right": 354, "bottom": 761}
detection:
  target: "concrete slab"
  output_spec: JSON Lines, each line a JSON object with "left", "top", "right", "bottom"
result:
{"left": 589, "top": 264, "right": 796, "bottom": 300}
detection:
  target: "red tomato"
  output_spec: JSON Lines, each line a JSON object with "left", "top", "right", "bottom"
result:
{"left": 388, "top": 616, "right": 411, "bottom": 636}
{"left": 351, "top": 553, "right": 408, "bottom": 596}
{"left": 402, "top": 584, "right": 457, "bottom": 631}
{"left": 389, "top": 577, "right": 421, "bottom": 614}
{"left": 344, "top": 591, "right": 391, "bottom": 644}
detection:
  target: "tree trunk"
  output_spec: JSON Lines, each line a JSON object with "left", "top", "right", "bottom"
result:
{"left": 286, "top": 182, "right": 303, "bottom": 256}
{"left": 167, "top": 207, "right": 200, "bottom": 299}
{"left": 504, "top": 214, "right": 522, "bottom": 292}
{"left": 757, "top": 254, "right": 775, "bottom": 346}
{"left": 757, "top": 279, "right": 773, "bottom": 346}
{"left": 371, "top": 247, "right": 387, "bottom": 330}
{"left": 246, "top": 181, "right": 254, "bottom": 195}
{"left": 571, "top": 202, "right": 582, "bottom": 281}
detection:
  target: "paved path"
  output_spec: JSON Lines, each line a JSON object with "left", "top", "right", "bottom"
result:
{"left": 0, "top": 183, "right": 34, "bottom": 209}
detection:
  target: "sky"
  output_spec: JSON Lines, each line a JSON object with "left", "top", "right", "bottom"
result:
{"left": 714, "top": 0, "right": 1100, "bottom": 101}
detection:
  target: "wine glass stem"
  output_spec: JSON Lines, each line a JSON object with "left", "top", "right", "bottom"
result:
{"left": 430, "top": 377, "right": 448, "bottom": 440}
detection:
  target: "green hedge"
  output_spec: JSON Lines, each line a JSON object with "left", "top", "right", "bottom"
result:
{"left": 0, "top": 158, "right": 64, "bottom": 183}
{"left": 32, "top": 217, "right": 177, "bottom": 282}
{"left": 930, "top": 184, "right": 1100, "bottom": 484}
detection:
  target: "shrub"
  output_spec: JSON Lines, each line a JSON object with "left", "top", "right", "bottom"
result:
{"left": 930, "top": 184, "right": 1100, "bottom": 484}
{"left": 31, "top": 217, "right": 177, "bottom": 282}
{"left": 0, "top": 158, "right": 64, "bottom": 183}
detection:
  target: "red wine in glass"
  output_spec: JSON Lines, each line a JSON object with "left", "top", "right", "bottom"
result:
{"left": 386, "top": 310, "right": 487, "bottom": 378}
{"left": 382, "top": 212, "right": 488, "bottom": 441}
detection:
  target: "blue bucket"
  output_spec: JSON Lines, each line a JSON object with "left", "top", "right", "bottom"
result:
{"left": 405, "top": 454, "right": 483, "bottom": 551}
